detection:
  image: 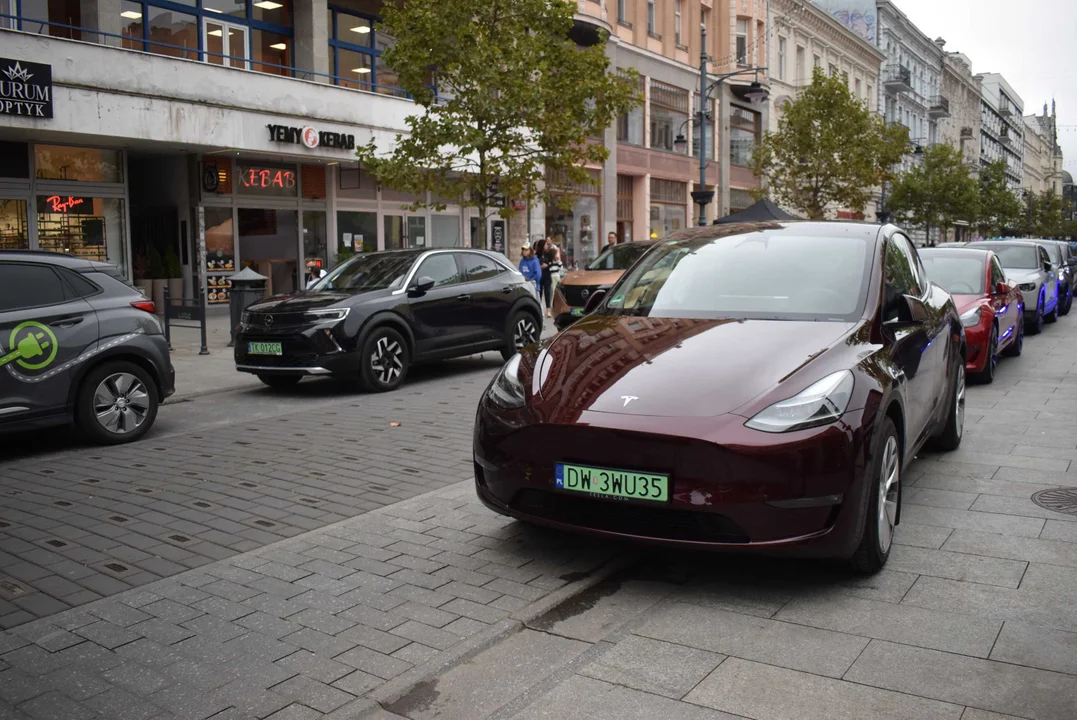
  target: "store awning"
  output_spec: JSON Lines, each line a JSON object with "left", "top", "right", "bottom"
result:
{"left": 714, "top": 198, "right": 801, "bottom": 224}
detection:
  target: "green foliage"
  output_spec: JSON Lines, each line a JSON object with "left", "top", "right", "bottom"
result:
{"left": 163, "top": 248, "right": 182, "bottom": 278}
{"left": 354, "top": 0, "right": 639, "bottom": 248}
{"left": 146, "top": 247, "right": 166, "bottom": 280}
{"left": 975, "top": 160, "right": 1022, "bottom": 237}
{"left": 1019, "top": 190, "right": 1068, "bottom": 238}
{"left": 888, "top": 143, "right": 979, "bottom": 243}
{"left": 751, "top": 67, "right": 909, "bottom": 220}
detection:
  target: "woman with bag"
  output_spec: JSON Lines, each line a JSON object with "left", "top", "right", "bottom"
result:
{"left": 544, "top": 241, "right": 563, "bottom": 318}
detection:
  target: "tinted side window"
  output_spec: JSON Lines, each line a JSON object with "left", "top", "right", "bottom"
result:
{"left": 58, "top": 269, "right": 102, "bottom": 299}
{"left": 416, "top": 254, "right": 462, "bottom": 288}
{"left": 990, "top": 257, "right": 1006, "bottom": 288}
{"left": 1039, "top": 247, "right": 1051, "bottom": 268}
{"left": 884, "top": 239, "right": 917, "bottom": 320}
{"left": 892, "top": 235, "right": 923, "bottom": 295}
{"left": 461, "top": 253, "right": 502, "bottom": 282}
{"left": 0, "top": 263, "right": 69, "bottom": 311}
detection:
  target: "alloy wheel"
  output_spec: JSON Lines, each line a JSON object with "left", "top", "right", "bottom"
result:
{"left": 954, "top": 364, "right": 966, "bottom": 440}
{"left": 514, "top": 318, "right": 538, "bottom": 349}
{"left": 988, "top": 330, "right": 997, "bottom": 378}
{"left": 370, "top": 336, "right": 404, "bottom": 384}
{"left": 877, "top": 435, "right": 900, "bottom": 554}
{"left": 94, "top": 373, "right": 151, "bottom": 435}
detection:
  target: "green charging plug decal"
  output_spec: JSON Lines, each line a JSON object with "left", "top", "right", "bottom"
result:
{"left": 1, "top": 322, "right": 59, "bottom": 371}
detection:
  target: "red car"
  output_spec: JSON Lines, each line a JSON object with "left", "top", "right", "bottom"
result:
{"left": 919, "top": 247, "right": 1024, "bottom": 384}
{"left": 474, "top": 222, "right": 966, "bottom": 573}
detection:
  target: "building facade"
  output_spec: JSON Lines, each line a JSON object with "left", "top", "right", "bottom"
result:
{"left": 768, "top": 0, "right": 884, "bottom": 219}
{"left": 936, "top": 47, "right": 981, "bottom": 173}
{"left": 1022, "top": 102, "right": 1064, "bottom": 197}
{"left": 979, "top": 73, "right": 1024, "bottom": 191}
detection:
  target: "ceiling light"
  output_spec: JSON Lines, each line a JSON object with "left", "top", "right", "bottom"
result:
{"left": 204, "top": 6, "right": 223, "bottom": 13}
{"left": 253, "top": 1, "right": 283, "bottom": 8}
{"left": 270, "top": 42, "right": 287, "bottom": 50}
{"left": 353, "top": 67, "right": 371, "bottom": 74}
{"left": 350, "top": 25, "right": 370, "bottom": 33}
{"left": 120, "top": 10, "right": 142, "bottom": 19}
{"left": 208, "top": 29, "right": 223, "bottom": 36}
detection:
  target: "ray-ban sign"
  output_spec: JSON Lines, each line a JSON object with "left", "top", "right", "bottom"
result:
{"left": 0, "top": 59, "right": 52, "bottom": 118}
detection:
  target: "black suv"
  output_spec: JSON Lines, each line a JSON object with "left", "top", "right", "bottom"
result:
{"left": 0, "top": 252, "right": 175, "bottom": 444}
{"left": 235, "top": 249, "right": 543, "bottom": 392}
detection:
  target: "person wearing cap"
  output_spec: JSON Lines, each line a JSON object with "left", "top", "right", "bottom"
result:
{"left": 518, "top": 242, "right": 542, "bottom": 296}
{"left": 305, "top": 260, "right": 327, "bottom": 289}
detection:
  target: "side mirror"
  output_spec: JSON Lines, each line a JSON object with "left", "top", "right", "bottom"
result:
{"left": 885, "top": 294, "right": 928, "bottom": 327}
{"left": 583, "top": 288, "right": 609, "bottom": 314}
{"left": 994, "top": 281, "right": 1010, "bottom": 296}
{"left": 409, "top": 276, "right": 436, "bottom": 296}
{"left": 1044, "top": 261, "right": 1053, "bottom": 273}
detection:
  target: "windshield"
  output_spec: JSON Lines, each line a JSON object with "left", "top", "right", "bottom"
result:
{"left": 602, "top": 232, "right": 872, "bottom": 321}
{"left": 978, "top": 244, "right": 1039, "bottom": 270}
{"left": 920, "top": 255, "right": 985, "bottom": 295}
{"left": 587, "top": 244, "right": 652, "bottom": 271}
{"left": 312, "top": 253, "right": 416, "bottom": 293}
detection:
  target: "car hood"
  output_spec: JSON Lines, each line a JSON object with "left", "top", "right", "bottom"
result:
{"left": 531, "top": 314, "right": 856, "bottom": 419}
{"left": 1004, "top": 269, "right": 1041, "bottom": 285}
{"left": 952, "top": 294, "right": 987, "bottom": 314}
{"left": 560, "top": 269, "right": 625, "bottom": 287}
{"left": 246, "top": 291, "right": 361, "bottom": 312}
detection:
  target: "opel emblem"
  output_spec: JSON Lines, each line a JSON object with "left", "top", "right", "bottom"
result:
{"left": 581, "top": 289, "right": 590, "bottom": 300}
{"left": 264, "top": 315, "right": 274, "bottom": 327}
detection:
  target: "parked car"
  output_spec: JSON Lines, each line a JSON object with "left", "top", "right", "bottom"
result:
{"left": 475, "top": 222, "right": 965, "bottom": 573}
{"left": 552, "top": 241, "right": 656, "bottom": 330}
{"left": 0, "top": 252, "right": 175, "bottom": 444}
{"left": 973, "top": 241, "right": 1060, "bottom": 334}
{"left": 1030, "top": 240, "right": 1073, "bottom": 316}
{"left": 234, "top": 249, "right": 543, "bottom": 392}
{"left": 919, "top": 247, "right": 1024, "bottom": 383}
{"left": 934, "top": 242, "right": 969, "bottom": 249}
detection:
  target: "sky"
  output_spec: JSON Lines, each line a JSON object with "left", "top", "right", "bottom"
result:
{"left": 887, "top": 0, "right": 1077, "bottom": 177}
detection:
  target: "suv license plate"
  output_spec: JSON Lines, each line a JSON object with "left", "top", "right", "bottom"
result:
{"left": 248, "top": 342, "right": 282, "bottom": 355}
{"left": 555, "top": 462, "right": 668, "bottom": 502}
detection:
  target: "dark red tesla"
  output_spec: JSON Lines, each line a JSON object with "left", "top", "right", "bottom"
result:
{"left": 474, "top": 222, "right": 966, "bottom": 573}
{"left": 919, "top": 247, "right": 1024, "bottom": 384}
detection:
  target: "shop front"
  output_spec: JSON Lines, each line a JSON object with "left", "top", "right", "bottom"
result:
{"left": 546, "top": 167, "right": 601, "bottom": 270}
{"left": 649, "top": 178, "right": 687, "bottom": 240}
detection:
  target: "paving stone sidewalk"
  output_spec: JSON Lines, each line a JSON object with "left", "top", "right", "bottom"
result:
{"left": 0, "top": 481, "right": 622, "bottom": 720}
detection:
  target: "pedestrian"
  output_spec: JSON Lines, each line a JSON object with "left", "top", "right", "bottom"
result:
{"left": 545, "top": 242, "right": 563, "bottom": 318}
{"left": 518, "top": 242, "right": 542, "bottom": 296}
{"left": 537, "top": 236, "right": 554, "bottom": 314}
{"left": 305, "top": 260, "right": 327, "bottom": 290}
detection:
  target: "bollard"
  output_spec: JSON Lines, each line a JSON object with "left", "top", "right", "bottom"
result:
{"left": 228, "top": 267, "right": 269, "bottom": 347}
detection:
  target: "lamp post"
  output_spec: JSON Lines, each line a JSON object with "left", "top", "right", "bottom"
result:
{"left": 674, "top": 24, "right": 768, "bottom": 226}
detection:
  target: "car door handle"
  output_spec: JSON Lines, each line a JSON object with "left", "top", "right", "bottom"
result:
{"left": 456, "top": 294, "right": 471, "bottom": 302}
{"left": 50, "top": 317, "right": 83, "bottom": 328}
{"left": 500, "top": 287, "right": 513, "bottom": 294}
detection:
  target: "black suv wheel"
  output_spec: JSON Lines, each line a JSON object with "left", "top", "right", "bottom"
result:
{"left": 360, "top": 326, "right": 409, "bottom": 392}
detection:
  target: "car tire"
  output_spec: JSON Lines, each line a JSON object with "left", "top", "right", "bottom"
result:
{"left": 970, "top": 326, "right": 997, "bottom": 385}
{"left": 1002, "top": 315, "right": 1024, "bottom": 357}
{"left": 1028, "top": 298, "right": 1044, "bottom": 335}
{"left": 257, "top": 374, "right": 301, "bottom": 389}
{"left": 850, "top": 416, "right": 900, "bottom": 574}
{"left": 930, "top": 361, "right": 965, "bottom": 452}
{"left": 1061, "top": 286, "right": 1073, "bottom": 316}
{"left": 76, "top": 361, "right": 159, "bottom": 446}
{"left": 359, "top": 326, "right": 409, "bottom": 392}
{"left": 1045, "top": 302, "right": 1059, "bottom": 323}
{"left": 502, "top": 311, "right": 540, "bottom": 361}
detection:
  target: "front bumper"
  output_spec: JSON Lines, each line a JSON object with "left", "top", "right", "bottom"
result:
{"left": 474, "top": 401, "right": 874, "bottom": 559}
{"left": 234, "top": 325, "right": 356, "bottom": 377}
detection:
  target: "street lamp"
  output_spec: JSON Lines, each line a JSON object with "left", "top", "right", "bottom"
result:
{"left": 685, "top": 23, "right": 769, "bottom": 226}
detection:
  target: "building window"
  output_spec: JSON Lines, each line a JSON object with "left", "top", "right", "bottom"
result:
{"left": 814, "top": 54, "right": 821, "bottom": 69}
{"left": 0, "top": 199, "right": 29, "bottom": 250}
{"left": 855, "top": 78, "right": 862, "bottom": 97}
{"left": 777, "top": 37, "right": 786, "bottom": 80}
{"left": 650, "top": 179, "right": 686, "bottom": 240}
{"left": 616, "top": 175, "right": 634, "bottom": 243}
{"left": 617, "top": 0, "right": 629, "bottom": 26}
{"left": 867, "top": 84, "right": 873, "bottom": 105}
{"left": 327, "top": 6, "right": 405, "bottom": 97}
{"left": 35, "top": 145, "right": 123, "bottom": 183}
{"left": 674, "top": 0, "right": 682, "bottom": 46}
{"left": 649, "top": 80, "right": 689, "bottom": 155}
{"left": 736, "top": 18, "right": 748, "bottom": 65}
{"left": 730, "top": 105, "right": 761, "bottom": 166}
{"left": 701, "top": 7, "right": 708, "bottom": 40}
{"left": 647, "top": 0, "right": 657, "bottom": 37}
{"left": 617, "top": 73, "right": 645, "bottom": 145}
{"left": 796, "top": 46, "right": 804, "bottom": 85}
{"left": 37, "top": 196, "right": 126, "bottom": 270}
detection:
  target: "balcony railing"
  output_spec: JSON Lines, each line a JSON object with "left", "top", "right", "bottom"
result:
{"left": 0, "top": 16, "right": 416, "bottom": 100}
{"left": 929, "top": 94, "right": 950, "bottom": 118}
{"left": 882, "top": 64, "right": 912, "bottom": 92}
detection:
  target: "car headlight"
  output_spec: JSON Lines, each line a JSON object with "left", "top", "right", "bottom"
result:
{"left": 745, "top": 370, "right": 854, "bottom": 433}
{"left": 241, "top": 311, "right": 251, "bottom": 325}
{"left": 960, "top": 306, "right": 983, "bottom": 328}
{"left": 1018, "top": 283, "right": 1036, "bottom": 292}
{"left": 487, "top": 354, "right": 525, "bottom": 409}
{"left": 306, "top": 308, "right": 350, "bottom": 321}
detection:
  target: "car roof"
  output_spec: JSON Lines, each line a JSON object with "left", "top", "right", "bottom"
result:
{"left": 974, "top": 240, "right": 1042, "bottom": 249}
{"left": 661, "top": 220, "right": 883, "bottom": 245}
{"left": 0, "top": 250, "right": 99, "bottom": 269}
{"left": 919, "top": 247, "right": 992, "bottom": 260}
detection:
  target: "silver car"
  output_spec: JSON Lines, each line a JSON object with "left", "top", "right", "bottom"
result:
{"left": 1033, "top": 240, "right": 1074, "bottom": 317}
{"left": 974, "top": 241, "right": 1060, "bottom": 335}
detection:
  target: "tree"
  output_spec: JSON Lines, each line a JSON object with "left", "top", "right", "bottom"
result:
{"left": 751, "top": 67, "right": 909, "bottom": 220}
{"left": 354, "top": 0, "right": 639, "bottom": 252}
{"left": 887, "top": 143, "right": 979, "bottom": 245}
{"left": 1030, "top": 191, "right": 1068, "bottom": 238}
{"left": 974, "top": 160, "right": 1022, "bottom": 238}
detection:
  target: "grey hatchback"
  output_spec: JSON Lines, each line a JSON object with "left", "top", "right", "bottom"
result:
{"left": 0, "top": 252, "right": 175, "bottom": 445}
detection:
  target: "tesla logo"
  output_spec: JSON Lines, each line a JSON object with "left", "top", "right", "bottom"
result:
{"left": 263, "top": 315, "right": 274, "bottom": 326}
{"left": 621, "top": 395, "right": 639, "bottom": 407}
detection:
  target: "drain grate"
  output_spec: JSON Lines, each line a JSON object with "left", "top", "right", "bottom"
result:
{"left": 166, "top": 534, "right": 192, "bottom": 544}
{"left": 1031, "top": 488, "right": 1077, "bottom": 516}
{"left": 43, "top": 539, "right": 69, "bottom": 548}
{"left": 108, "top": 515, "right": 131, "bottom": 524}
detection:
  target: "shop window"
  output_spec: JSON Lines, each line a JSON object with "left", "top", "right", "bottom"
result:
{"left": 730, "top": 105, "right": 761, "bottom": 167}
{"left": 431, "top": 215, "right": 461, "bottom": 247}
{"left": 204, "top": 207, "right": 236, "bottom": 272}
{"left": 252, "top": 29, "right": 291, "bottom": 76}
{"left": 650, "top": 80, "right": 689, "bottom": 155}
{"left": 239, "top": 209, "right": 298, "bottom": 296}
{"left": 616, "top": 175, "right": 633, "bottom": 244}
{"left": 649, "top": 178, "right": 686, "bottom": 240}
{"left": 34, "top": 145, "right": 123, "bottom": 184}
{"left": 0, "top": 142, "right": 29, "bottom": 179}
{"left": 36, "top": 196, "right": 127, "bottom": 271}
{"left": 18, "top": 0, "right": 81, "bottom": 39}
{"left": 337, "top": 210, "right": 376, "bottom": 253}
{"left": 545, "top": 166, "right": 600, "bottom": 270}
{"left": 0, "top": 200, "right": 29, "bottom": 250}
{"left": 236, "top": 163, "right": 298, "bottom": 198}
{"left": 302, "top": 210, "right": 327, "bottom": 269}
{"left": 301, "top": 165, "right": 327, "bottom": 199}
